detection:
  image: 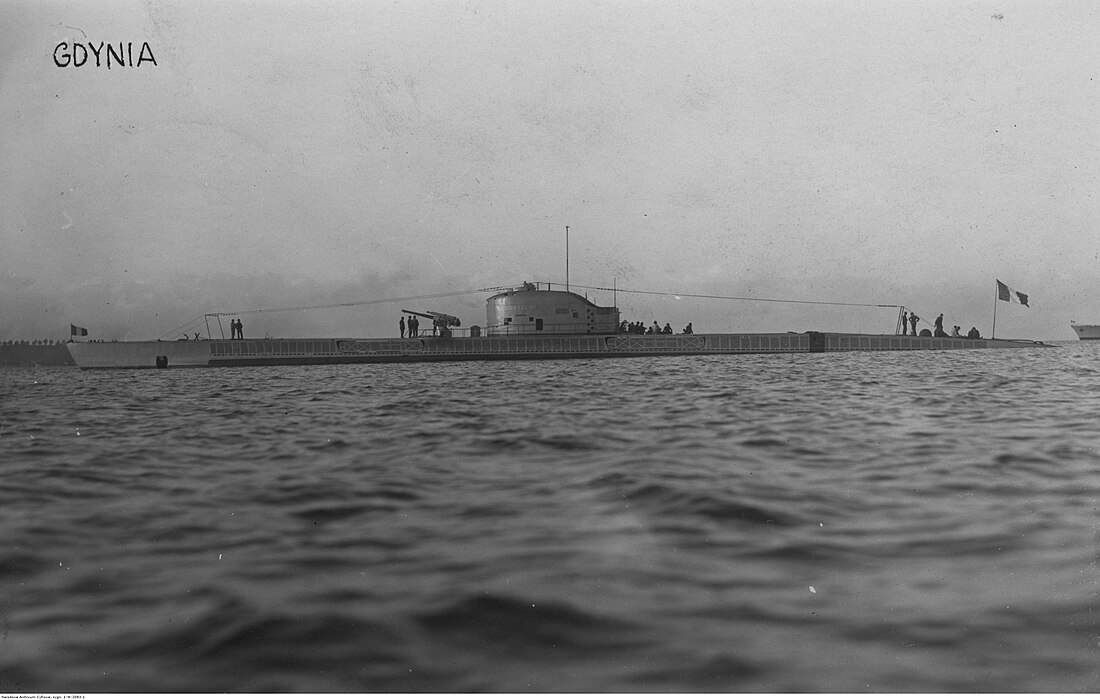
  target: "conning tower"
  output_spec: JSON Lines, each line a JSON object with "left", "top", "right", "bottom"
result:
{"left": 484, "top": 283, "right": 620, "bottom": 336}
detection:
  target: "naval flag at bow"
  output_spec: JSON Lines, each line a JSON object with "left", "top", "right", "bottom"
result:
{"left": 996, "top": 280, "right": 1029, "bottom": 307}
{"left": 70, "top": 324, "right": 88, "bottom": 337}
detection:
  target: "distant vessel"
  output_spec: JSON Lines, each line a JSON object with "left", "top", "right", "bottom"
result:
{"left": 67, "top": 283, "right": 1050, "bottom": 369}
{"left": 1070, "top": 323, "right": 1100, "bottom": 340}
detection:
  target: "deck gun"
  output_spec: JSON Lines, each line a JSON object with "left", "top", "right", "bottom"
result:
{"left": 401, "top": 309, "right": 462, "bottom": 337}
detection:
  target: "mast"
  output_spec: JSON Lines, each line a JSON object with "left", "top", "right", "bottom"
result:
{"left": 565, "top": 225, "right": 570, "bottom": 292}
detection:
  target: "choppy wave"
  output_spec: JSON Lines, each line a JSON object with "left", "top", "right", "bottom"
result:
{"left": 2, "top": 345, "right": 1099, "bottom": 691}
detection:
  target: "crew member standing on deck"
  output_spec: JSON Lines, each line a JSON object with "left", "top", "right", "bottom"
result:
{"left": 909, "top": 313, "right": 919, "bottom": 336}
{"left": 900, "top": 312, "right": 908, "bottom": 335}
{"left": 400, "top": 316, "right": 406, "bottom": 338}
{"left": 934, "top": 314, "right": 946, "bottom": 337}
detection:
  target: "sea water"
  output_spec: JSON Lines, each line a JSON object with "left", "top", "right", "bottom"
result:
{"left": 1, "top": 343, "right": 1098, "bottom": 693}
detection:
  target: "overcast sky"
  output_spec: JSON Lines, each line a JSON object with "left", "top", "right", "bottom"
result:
{"left": 2, "top": 0, "right": 1098, "bottom": 340}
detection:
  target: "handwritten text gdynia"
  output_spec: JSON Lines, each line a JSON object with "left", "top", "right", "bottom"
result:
{"left": 53, "top": 41, "right": 158, "bottom": 68}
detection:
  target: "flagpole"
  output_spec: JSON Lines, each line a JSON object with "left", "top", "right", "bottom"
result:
{"left": 991, "top": 285, "right": 999, "bottom": 339}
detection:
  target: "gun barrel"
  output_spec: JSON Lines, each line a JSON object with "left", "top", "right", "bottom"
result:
{"left": 401, "top": 309, "right": 461, "bottom": 327}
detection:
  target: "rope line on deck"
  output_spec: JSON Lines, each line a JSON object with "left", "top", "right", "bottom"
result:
{"left": 207, "top": 288, "right": 492, "bottom": 317}
{"left": 566, "top": 283, "right": 899, "bottom": 309}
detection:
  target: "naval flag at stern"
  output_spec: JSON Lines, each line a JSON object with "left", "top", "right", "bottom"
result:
{"left": 996, "top": 280, "right": 1029, "bottom": 307}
